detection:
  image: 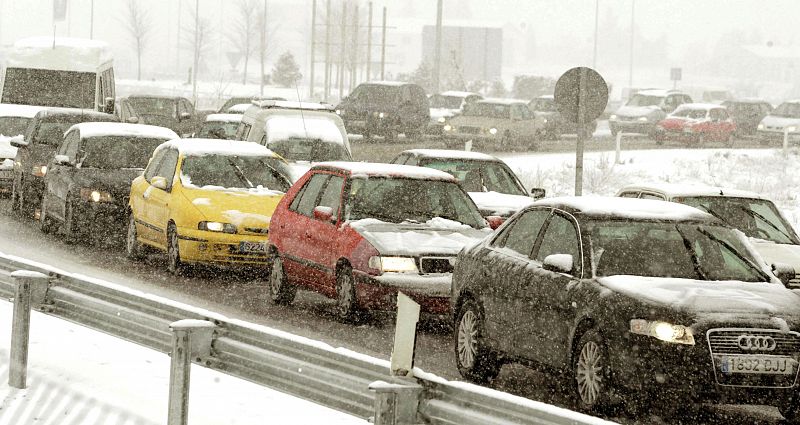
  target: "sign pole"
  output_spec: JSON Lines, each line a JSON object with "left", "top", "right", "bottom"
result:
{"left": 575, "top": 67, "right": 588, "bottom": 196}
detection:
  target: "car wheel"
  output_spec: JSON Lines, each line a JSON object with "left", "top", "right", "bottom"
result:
{"left": 62, "top": 200, "right": 79, "bottom": 244}
{"left": 573, "top": 328, "right": 611, "bottom": 412}
{"left": 126, "top": 214, "right": 145, "bottom": 260}
{"left": 9, "top": 175, "right": 20, "bottom": 214}
{"left": 335, "top": 264, "right": 360, "bottom": 321}
{"left": 724, "top": 133, "right": 735, "bottom": 148}
{"left": 38, "top": 195, "right": 56, "bottom": 234}
{"left": 268, "top": 253, "right": 296, "bottom": 305}
{"left": 167, "top": 223, "right": 186, "bottom": 275}
{"left": 455, "top": 298, "right": 501, "bottom": 385}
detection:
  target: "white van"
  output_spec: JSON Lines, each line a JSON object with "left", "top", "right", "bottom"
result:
{"left": 0, "top": 37, "right": 115, "bottom": 113}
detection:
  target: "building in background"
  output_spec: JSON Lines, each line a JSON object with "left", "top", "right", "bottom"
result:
{"left": 421, "top": 23, "right": 502, "bottom": 81}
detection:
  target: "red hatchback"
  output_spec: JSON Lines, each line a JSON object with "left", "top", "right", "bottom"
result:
{"left": 266, "top": 162, "right": 490, "bottom": 320}
{"left": 654, "top": 103, "right": 736, "bottom": 146}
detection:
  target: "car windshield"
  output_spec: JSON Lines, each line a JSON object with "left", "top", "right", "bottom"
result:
{"left": 357, "top": 85, "right": 399, "bottom": 104}
{"left": 626, "top": 94, "right": 663, "bottom": 107}
{"left": 0, "top": 116, "right": 31, "bottom": 137}
{"left": 532, "top": 98, "right": 557, "bottom": 112}
{"left": 463, "top": 103, "right": 511, "bottom": 119}
{"left": 345, "top": 177, "right": 485, "bottom": 228}
{"left": 588, "top": 220, "right": 768, "bottom": 282}
{"left": 429, "top": 95, "right": 464, "bottom": 109}
{"left": 266, "top": 139, "right": 351, "bottom": 162}
{"left": 198, "top": 121, "right": 239, "bottom": 139}
{"left": 678, "top": 196, "right": 799, "bottom": 244}
{"left": 181, "top": 154, "right": 291, "bottom": 192}
{"left": 80, "top": 136, "right": 168, "bottom": 169}
{"left": 671, "top": 108, "right": 707, "bottom": 119}
{"left": 127, "top": 98, "right": 176, "bottom": 117}
{"left": 421, "top": 159, "right": 526, "bottom": 195}
{"left": 771, "top": 102, "right": 800, "bottom": 118}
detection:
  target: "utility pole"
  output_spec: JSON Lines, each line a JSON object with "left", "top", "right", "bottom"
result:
{"left": 89, "top": 0, "right": 95, "bottom": 39}
{"left": 324, "top": 0, "right": 331, "bottom": 100}
{"left": 192, "top": 0, "right": 199, "bottom": 106}
{"left": 309, "top": 0, "right": 317, "bottom": 98}
{"left": 260, "top": 0, "right": 267, "bottom": 96}
{"left": 380, "top": 6, "right": 386, "bottom": 80}
{"left": 352, "top": 3, "right": 359, "bottom": 90}
{"left": 338, "top": 1, "right": 346, "bottom": 98}
{"left": 177, "top": 0, "right": 182, "bottom": 77}
{"left": 366, "top": 2, "right": 373, "bottom": 82}
{"left": 592, "top": 0, "right": 599, "bottom": 69}
{"left": 432, "top": 0, "right": 443, "bottom": 93}
{"left": 628, "top": 0, "right": 635, "bottom": 88}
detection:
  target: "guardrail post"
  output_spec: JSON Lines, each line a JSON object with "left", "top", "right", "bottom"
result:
{"left": 615, "top": 131, "right": 623, "bottom": 164}
{"left": 167, "top": 319, "right": 217, "bottom": 425}
{"left": 8, "top": 270, "right": 49, "bottom": 389}
{"left": 784, "top": 127, "right": 790, "bottom": 157}
{"left": 369, "top": 381, "right": 423, "bottom": 425}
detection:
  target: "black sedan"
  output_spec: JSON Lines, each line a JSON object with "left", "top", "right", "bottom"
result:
{"left": 39, "top": 122, "right": 178, "bottom": 242}
{"left": 451, "top": 196, "right": 800, "bottom": 421}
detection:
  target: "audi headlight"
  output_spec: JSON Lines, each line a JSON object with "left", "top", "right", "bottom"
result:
{"left": 637, "top": 116, "right": 649, "bottom": 122}
{"left": 368, "top": 256, "right": 418, "bottom": 273}
{"left": 443, "top": 124, "right": 453, "bottom": 132}
{"left": 198, "top": 221, "right": 237, "bottom": 234}
{"left": 630, "top": 319, "right": 695, "bottom": 345}
{"left": 488, "top": 127, "right": 498, "bottom": 135}
{"left": 32, "top": 164, "right": 47, "bottom": 177}
{"left": 609, "top": 114, "right": 618, "bottom": 120}
{"left": 437, "top": 116, "right": 447, "bottom": 123}
{"left": 80, "top": 188, "right": 113, "bottom": 203}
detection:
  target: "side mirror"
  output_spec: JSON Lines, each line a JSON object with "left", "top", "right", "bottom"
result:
{"left": 151, "top": 176, "right": 168, "bottom": 190}
{"left": 179, "top": 112, "right": 191, "bottom": 121}
{"left": 772, "top": 263, "right": 796, "bottom": 288}
{"left": 53, "top": 154, "right": 73, "bottom": 167}
{"left": 104, "top": 97, "right": 115, "bottom": 114}
{"left": 313, "top": 205, "right": 334, "bottom": 222}
{"left": 9, "top": 135, "right": 27, "bottom": 148}
{"left": 543, "top": 254, "right": 573, "bottom": 274}
{"left": 530, "top": 187, "right": 546, "bottom": 200}
{"left": 126, "top": 116, "right": 139, "bottom": 124}
{"left": 486, "top": 215, "right": 504, "bottom": 230}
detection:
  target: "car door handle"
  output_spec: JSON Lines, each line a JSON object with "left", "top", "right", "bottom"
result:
{"left": 305, "top": 231, "right": 311, "bottom": 238}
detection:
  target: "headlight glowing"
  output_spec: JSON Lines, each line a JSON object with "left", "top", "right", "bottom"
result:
{"left": 79, "top": 188, "right": 113, "bottom": 203}
{"left": 198, "top": 221, "right": 237, "bottom": 234}
{"left": 757, "top": 123, "right": 764, "bottom": 130}
{"left": 787, "top": 126, "right": 797, "bottom": 133}
{"left": 368, "top": 256, "right": 418, "bottom": 273}
{"left": 335, "top": 109, "right": 342, "bottom": 115}
{"left": 637, "top": 116, "right": 648, "bottom": 122}
{"left": 378, "top": 112, "right": 386, "bottom": 119}
{"left": 32, "top": 164, "right": 47, "bottom": 177}
{"left": 443, "top": 124, "right": 453, "bottom": 132}
{"left": 630, "top": 319, "right": 694, "bottom": 345}
{"left": 488, "top": 127, "right": 498, "bottom": 135}
{"left": 609, "top": 114, "right": 618, "bottom": 120}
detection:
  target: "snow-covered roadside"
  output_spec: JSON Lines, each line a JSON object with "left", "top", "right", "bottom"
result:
{"left": 0, "top": 301, "right": 367, "bottom": 425}
{"left": 498, "top": 148, "right": 800, "bottom": 231}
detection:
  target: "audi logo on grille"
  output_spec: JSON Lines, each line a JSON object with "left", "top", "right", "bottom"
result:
{"left": 737, "top": 335, "right": 777, "bottom": 351}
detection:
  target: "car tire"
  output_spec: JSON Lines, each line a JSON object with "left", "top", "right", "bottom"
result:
{"left": 335, "top": 264, "right": 361, "bottom": 322}
{"left": 724, "top": 133, "right": 735, "bottom": 148}
{"left": 62, "top": 199, "right": 79, "bottom": 244}
{"left": 454, "top": 298, "right": 502, "bottom": 385}
{"left": 573, "top": 328, "right": 612, "bottom": 413}
{"left": 268, "top": 253, "right": 296, "bottom": 305}
{"left": 38, "top": 195, "right": 56, "bottom": 234}
{"left": 126, "top": 214, "right": 145, "bottom": 260}
{"left": 167, "top": 223, "right": 187, "bottom": 275}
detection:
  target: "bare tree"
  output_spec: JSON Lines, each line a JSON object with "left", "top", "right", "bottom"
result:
{"left": 121, "top": 0, "right": 153, "bottom": 80}
{"left": 228, "top": 0, "right": 259, "bottom": 84}
{"left": 181, "top": 4, "right": 214, "bottom": 82}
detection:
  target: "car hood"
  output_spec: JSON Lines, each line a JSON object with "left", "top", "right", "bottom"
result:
{"left": 346, "top": 218, "right": 490, "bottom": 256}
{"left": 138, "top": 114, "right": 178, "bottom": 129}
{"left": 598, "top": 275, "right": 800, "bottom": 316}
{"left": 615, "top": 105, "right": 661, "bottom": 118}
{"left": 760, "top": 115, "right": 800, "bottom": 130}
{"left": 74, "top": 168, "right": 143, "bottom": 196}
{"left": 752, "top": 241, "right": 800, "bottom": 272}
{"left": 468, "top": 191, "right": 535, "bottom": 217}
{"left": 0, "top": 136, "right": 17, "bottom": 159}
{"left": 181, "top": 186, "right": 283, "bottom": 228}
{"left": 429, "top": 108, "right": 458, "bottom": 120}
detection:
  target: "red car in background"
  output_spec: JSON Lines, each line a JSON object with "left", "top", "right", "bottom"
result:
{"left": 266, "top": 162, "right": 490, "bottom": 321}
{"left": 654, "top": 103, "right": 736, "bottom": 146}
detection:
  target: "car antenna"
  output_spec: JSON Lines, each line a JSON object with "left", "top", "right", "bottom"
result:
{"left": 293, "top": 77, "right": 310, "bottom": 141}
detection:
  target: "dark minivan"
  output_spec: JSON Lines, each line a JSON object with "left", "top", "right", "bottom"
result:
{"left": 721, "top": 99, "right": 773, "bottom": 137}
{"left": 10, "top": 107, "right": 118, "bottom": 217}
{"left": 335, "top": 81, "right": 429, "bottom": 141}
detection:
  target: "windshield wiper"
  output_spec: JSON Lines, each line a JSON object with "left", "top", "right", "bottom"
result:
{"left": 697, "top": 227, "right": 771, "bottom": 282}
{"left": 737, "top": 205, "right": 797, "bottom": 243}
{"left": 227, "top": 158, "right": 253, "bottom": 188}
{"left": 676, "top": 226, "right": 710, "bottom": 281}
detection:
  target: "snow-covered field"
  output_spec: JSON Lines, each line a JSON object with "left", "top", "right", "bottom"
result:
{"left": 498, "top": 147, "right": 800, "bottom": 231}
{"left": 0, "top": 301, "right": 367, "bottom": 425}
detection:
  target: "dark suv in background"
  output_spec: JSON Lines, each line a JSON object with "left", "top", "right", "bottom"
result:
{"left": 335, "top": 82, "right": 429, "bottom": 141}
{"left": 10, "top": 108, "right": 118, "bottom": 217}
{"left": 721, "top": 99, "right": 773, "bottom": 137}
{"left": 123, "top": 95, "right": 202, "bottom": 137}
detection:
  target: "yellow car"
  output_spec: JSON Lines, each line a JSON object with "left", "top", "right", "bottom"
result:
{"left": 126, "top": 138, "right": 293, "bottom": 274}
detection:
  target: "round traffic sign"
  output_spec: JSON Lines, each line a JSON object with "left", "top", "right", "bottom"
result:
{"left": 554, "top": 67, "right": 609, "bottom": 124}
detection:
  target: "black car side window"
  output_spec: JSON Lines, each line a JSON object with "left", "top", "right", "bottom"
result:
{"left": 535, "top": 213, "right": 582, "bottom": 276}
{"left": 317, "top": 175, "right": 345, "bottom": 219}
{"left": 493, "top": 209, "right": 550, "bottom": 257}
{"left": 292, "top": 173, "right": 330, "bottom": 216}
{"left": 618, "top": 191, "right": 639, "bottom": 198}
{"left": 391, "top": 153, "right": 409, "bottom": 165}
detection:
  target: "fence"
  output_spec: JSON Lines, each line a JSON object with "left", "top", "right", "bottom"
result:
{"left": 0, "top": 252, "right": 612, "bottom": 425}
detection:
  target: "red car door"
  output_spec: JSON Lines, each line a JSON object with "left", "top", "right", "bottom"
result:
{"left": 279, "top": 172, "right": 330, "bottom": 287}
{"left": 302, "top": 174, "right": 347, "bottom": 296}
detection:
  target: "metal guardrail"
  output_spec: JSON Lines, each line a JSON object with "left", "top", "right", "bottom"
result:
{"left": 0, "top": 253, "right": 612, "bottom": 425}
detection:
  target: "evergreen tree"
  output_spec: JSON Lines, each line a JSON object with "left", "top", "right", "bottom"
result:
{"left": 272, "top": 51, "right": 302, "bottom": 87}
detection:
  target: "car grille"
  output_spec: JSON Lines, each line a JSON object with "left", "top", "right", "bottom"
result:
{"left": 458, "top": 126, "right": 481, "bottom": 134}
{"left": 707, "top": 328, "right": 800, "bottom": 388}
{"left": 243, "top": 227, "right": 269, "bottom": 235}
{"left": 419, "top": 257, "right": 455, "bottom": 274}
{"left": 708, "top": 329, "right": 800, "bottom": 356}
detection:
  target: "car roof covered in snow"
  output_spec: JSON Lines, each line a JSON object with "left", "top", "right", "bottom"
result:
{"left": 226, "top": 104, "right": 252, "bottom": 113}
{"left": 536, "top": 94, "right": 555, "bottom": 100}
{"left": 673, "top": 103, "right": 726, "bottom": 111}
{"left": 635, "top": 89, "right": 686, "bottom": 98}
{"left": 476, "top": 98, "right": 530, "bottom": 106}
{"left": 0, "top": 104, "right": 46, "bottom": 118}
{"left": 250, "top": 100, "right": 334, "bottom": 111}
{"left": 531, "top": 196, "right": 714, "bottom": 222}
{"left": 69, "top": 122, "right": 179, "bottom": 140}
{"left": 126, "top": 94, "right": 186, "bottom": 101}
{"left": 8, "top": 37, "right": 112, "bottom": 72}
{"left": 311, "top": 162, "right": 458, "bottom": 181}
{"left": 36, "top": 107, "right": 117, "bottom": 121}
{"left": 156, "top": 139, "right": 280, "bottom": 158}
{"left": 361, "top": 81, "right": 410, "bottom": 87}
{"left": 204, "top": 113, "right": 243, "bottom": 123}
{"left": 438, "top": 91, "right": 480, "bottom": 98}
{"left": 617, "top": 182, "right": 768, "bottom": 200}
{"left": 401, "top": 149, "right": 500, "bottom": 162}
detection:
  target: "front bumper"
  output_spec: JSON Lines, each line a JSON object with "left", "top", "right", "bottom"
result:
{"left": 177, "top": 226, "right": 270, "bottom": 267}
{"left": 73, "top": 200, "right": 127, "bottom": 228}
{"left": 609, "top": 120, "right": 656, "bottom": 135}
{"left": 757, "top": 130, "right": 800, "bottom": 144}
{"left": 353, "top": 270, "right": 451, "bottom": 314}
{"left": 0, "top": 167, "right": 13, "bottom": 193}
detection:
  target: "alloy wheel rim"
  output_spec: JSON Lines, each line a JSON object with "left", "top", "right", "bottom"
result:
{"left": 576, "top": 341, "right": 603, "bottom": 406}
{"left": 126, "top": 217, "right": 137, "bottom": 254}
{"left": 457, "top": 310, "right": 478, "bottom": 368}
{"left": 338, "top": 272, "right": 353, "bottom": 314}
{"left": 270, "top": 258, "right": 283, "bottom": 299}
{"left": 168, "top": 230, "right": 179, "bottom": 271}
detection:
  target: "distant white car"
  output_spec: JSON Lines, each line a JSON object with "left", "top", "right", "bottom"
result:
{"left": 196, "top": 113, "right": 242, "bottom": 140}
{"left": 426, "top": 91, "right": 483, "bottom": 135}
{"left": 757, "top": 100, "right": 800, "bottom": 146}
{"left": 617, "top": 182, "right": 800, "bottom": 285}
{"left": 609, "top": 89, "right": 693, "bottom": 137}
{"left": 0, "top": 104, "right": 46, "bottom": 193}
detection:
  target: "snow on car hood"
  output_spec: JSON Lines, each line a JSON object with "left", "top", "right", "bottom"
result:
{"left": 614, "top": 105, "right": 661, "bottom": 118}
{"left": 759, "top": 115, "right": 800, "bottom": 130}
{"left": 181, "top": 186, "right": 283, "bottom": 227}
{"left": 429, "top": 108, "right": 458, "bottom": 120}
{"left": 598, "top": 275, "right": 800, "bottom": 316}
{"left": 468, "top": 191, "right": 535, "bottom": 217}
{"left": 0, "top": 135, "right": 18, "bottom": 159}
{"left": 347, "top": 218, "right": 490, "bottom": 256}
{"left": 752, "top": 241, "right": 800, "bottom": 272}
